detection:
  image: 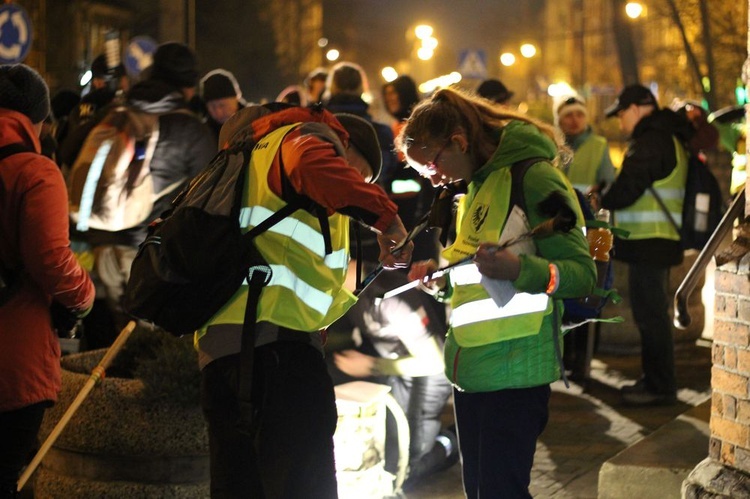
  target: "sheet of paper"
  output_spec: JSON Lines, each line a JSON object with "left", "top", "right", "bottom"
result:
{"left": 481, "top": 205, "right": 534, "bottom": 307}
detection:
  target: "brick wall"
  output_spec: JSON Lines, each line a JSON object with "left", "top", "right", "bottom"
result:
{"left": 711, "top": 255, "right": 750, "bottom": 471}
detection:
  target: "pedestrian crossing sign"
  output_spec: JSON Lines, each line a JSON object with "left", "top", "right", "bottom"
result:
{"left": 458, "top": 49, "right": 488, "bottom": 80}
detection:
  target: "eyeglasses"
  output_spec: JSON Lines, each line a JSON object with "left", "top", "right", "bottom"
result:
{"left": 422, "top": 142, "right": 450, "bottom": 175}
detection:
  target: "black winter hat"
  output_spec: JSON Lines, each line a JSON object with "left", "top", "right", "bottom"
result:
{"left": 605, "top": 84, "right": 658, "bottom": 118}
{"left": 200, "top": 69, "right": 241, "bottom": 102}
{"left": 149, "top": 42, "right": 199, "bottom": 89}
{"left": 0, "top": 64, "right": 50, "bottom": 123}
{"left": 334, "top": 113, "right": 382, "bottom": 183}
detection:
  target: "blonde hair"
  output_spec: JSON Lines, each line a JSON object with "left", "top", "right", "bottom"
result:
{"left": 395, "top": 87, "right": 565, "bottom": 168}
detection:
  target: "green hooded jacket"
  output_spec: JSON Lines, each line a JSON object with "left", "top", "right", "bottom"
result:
{"left": 443, "top": 121, "right": 596, "bottom": 392}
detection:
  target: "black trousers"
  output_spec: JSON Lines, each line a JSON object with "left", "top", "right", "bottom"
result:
{"left": 201, "top": 342, "right": 338, "bottom": 499}
{"left": 453, "top": 385, "right": 550, "bottom": 499}
{"left": 0, "top": 402, "right": 47, "bottom": 498}
{"left": 628, "top": 262, "right": 677, "bottom": 395}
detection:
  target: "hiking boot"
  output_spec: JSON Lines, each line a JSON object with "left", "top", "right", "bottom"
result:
{"left": 621, "top": 386, "right": 677, "bottom": 406}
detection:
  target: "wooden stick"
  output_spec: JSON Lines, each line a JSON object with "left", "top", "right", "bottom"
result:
{"left": 17, "top": 320, "right": 137, "bottom": 492}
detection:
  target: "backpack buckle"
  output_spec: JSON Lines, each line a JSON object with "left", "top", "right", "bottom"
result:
{"left": 247, "top": 265, "right": 272, "bottom": 286}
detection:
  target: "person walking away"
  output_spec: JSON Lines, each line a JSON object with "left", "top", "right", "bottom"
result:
{"left": 198, "top": 106, "right": 413, "bottom": 498}
{"left": 85, "top": 42, "right": 215, "bottom": 334}
{"left": 600, "top": 84, "right": 693, "bottom": 406}
{"left": 0, "top": 64, "right": 95, "bottom": 498}
{"left": 399, "top": 87, "right": 596, "bottom": 498}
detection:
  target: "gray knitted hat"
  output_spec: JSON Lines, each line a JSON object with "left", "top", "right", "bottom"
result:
{"left": 0, "top": 64, "right": 50, "bottom": 123}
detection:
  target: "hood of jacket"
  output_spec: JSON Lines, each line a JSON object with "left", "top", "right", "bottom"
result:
{"left": 473, "top": 120, "right": 558, "bottom": 182}
{"left": 633, "top": 108, "right": 693, "bottom": 144}
{"left": 0, "top": 109, "right": 42, "bottom": 152}
{"left": 126, "top": 79, "right": 188, "bottom": 114}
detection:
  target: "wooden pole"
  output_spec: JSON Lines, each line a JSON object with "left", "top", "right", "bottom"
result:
{"left": 16, "top": 320, "right": 137, "bottom": 492}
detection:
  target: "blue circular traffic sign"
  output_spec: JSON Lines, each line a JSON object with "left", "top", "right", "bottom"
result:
{"left": 0, "top": 3, "right": 32, "bottom": 64}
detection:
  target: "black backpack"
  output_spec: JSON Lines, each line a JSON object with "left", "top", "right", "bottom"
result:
{"left": 650, "top": 151, "right": 724, "bottom": 251}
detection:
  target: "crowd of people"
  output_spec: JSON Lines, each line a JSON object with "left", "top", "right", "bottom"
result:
{"left": 0, "top": 38, "right": 744, "bottom": 498}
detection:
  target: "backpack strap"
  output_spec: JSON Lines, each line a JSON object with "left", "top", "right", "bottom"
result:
{"left": 0, "top": 143, "right": 32, "bottom": 306}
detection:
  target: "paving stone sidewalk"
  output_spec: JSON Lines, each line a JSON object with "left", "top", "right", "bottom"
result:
{"left": 406, "top": 343, "right": 713, "bottom": 498}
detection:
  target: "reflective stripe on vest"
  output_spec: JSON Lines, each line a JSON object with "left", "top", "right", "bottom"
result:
{"left": 198, "top": 124, "right": 354, "bottom": 337}
{"left": 567, "top": 134, "right": 607, "bottom": 192}
{"left": 614, "top": 137, "right": 688, "bottom": 241}
{"left": 442, "top": 165, "right": 551, "bottom": 348}
{"left": 239, "top": 205, "right": 349, "bottom": 269}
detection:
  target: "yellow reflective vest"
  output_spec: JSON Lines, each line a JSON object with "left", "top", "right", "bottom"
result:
{"left": 566, "top": 134, "right": 607, "bottom": 192}
{"left": 442, "top": 166, "right": 552, "bottom": 348}
{"left": 197, "top": 124, "right": 355, "bottom": 343}
{"left": 614, "top": 137, "right": 688, "bottom": 241}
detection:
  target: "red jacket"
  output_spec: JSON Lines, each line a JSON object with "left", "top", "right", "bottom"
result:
{"left": 0, "top": 109, "right": 95, "bottom": 412}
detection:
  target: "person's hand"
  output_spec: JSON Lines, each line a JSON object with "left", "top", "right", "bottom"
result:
{"left": 377, "top": 216, "right": 413, "bottom": 269}
{"left": 333, "top": 349, "right": 377, "bottom": 378}
{"left": 473, "top": 243, "right": 521, "bottom": 281}
{"left": 408, "top": 259, "right": 445, "bottom": 295}
{"left": 50, "top": 300, "right": 81, "bottom": 338}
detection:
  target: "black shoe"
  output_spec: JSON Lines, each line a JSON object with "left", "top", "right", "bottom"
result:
{"left": 620, "top": 379, "right": 646, "bottom": 394}
{"left": 621, "top": 387, "right": 677, "bottom": 406}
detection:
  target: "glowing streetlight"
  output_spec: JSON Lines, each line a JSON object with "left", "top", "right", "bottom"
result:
{"left": 414, "top": 24, "right": 433, "bottom": 40}
{"left": 520, "top": 43, "right": 537, "bottom": 58}
{"left": 326, "top": 49, "right": 340, "bottom": 62}
{"left": 422, "top": 36, "right": 438, "bottom": 51}
{"left": 417, "top": 47, "right": 434, "bottom": 61}
{"left": 500, "top": 52, "right": 516, "bottom": 67}
{"left": 547, "top": 81, "right": 574, "bottom": 97}
{"left": 381, "top": 66, "right": 398, "bottom": 82}
{"left": 625, "top": 2, "right": 644, "bottom": 19}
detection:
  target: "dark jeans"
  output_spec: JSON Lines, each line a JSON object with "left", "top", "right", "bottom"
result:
{"left": 628, "top": 262, "right": 677, "bottom": 394}
{"left": 0, "top": 402, "right": 47, "bottom": 498}
{"left": 201, "top": 342, "right": 338, "bottom": 499}
{"left": 454, "top": 385, "right": 550, "bottom": 499}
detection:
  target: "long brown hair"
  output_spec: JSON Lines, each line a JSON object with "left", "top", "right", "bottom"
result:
{"left": 395, "top": 86, "right": 565, "bottom": 168}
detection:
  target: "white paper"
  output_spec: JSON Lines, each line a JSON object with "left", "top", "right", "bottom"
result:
{"left": 480, "top": 205, "right": 535, "bottom": 307}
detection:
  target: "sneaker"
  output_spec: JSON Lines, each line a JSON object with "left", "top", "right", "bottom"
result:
{"left": 621, "top": 387, "right": 677, "bottom": 406}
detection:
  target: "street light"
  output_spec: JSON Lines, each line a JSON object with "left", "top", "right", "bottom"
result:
{"left": 326, "top": 49, "right": 340, "bottom": 62}
{"left": 414, "top": 24, "right": 433, "bottom": 40}
{"left": 500, "top": 52, "right": 516, "bottom": 67}
{"left": 381, "top": 66, "right": 398, "bottom": 82}
{"left": 625, "top": 2, "right": 644, "bottom": 19}
{"left": 520, "top": 43, "right": 537, "bottom": 58}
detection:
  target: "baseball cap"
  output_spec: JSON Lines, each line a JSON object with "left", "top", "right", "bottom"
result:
{"left": 605, "top": 84, "right": 658, "bottom": 118}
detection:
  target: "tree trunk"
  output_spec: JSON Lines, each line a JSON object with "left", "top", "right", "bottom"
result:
{"left": 611, "top": 0, "right": 640, "bottom": 85}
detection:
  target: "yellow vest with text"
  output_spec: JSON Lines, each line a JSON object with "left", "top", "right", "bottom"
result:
{"left": 442, "top": 166, "right": 552, "bottom": 348}
{"left": 197, "top": 124, "right": 355, "bottom": 341}
{"left": 614, "top": 137, "right": 688, "bottom": 240}
{"left": 566, "top": 134, "right": 607, "bottom": 192}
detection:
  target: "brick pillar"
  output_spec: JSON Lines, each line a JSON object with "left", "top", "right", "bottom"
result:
{"left": 683, "top": 256, "right": 750, "bottom": 496}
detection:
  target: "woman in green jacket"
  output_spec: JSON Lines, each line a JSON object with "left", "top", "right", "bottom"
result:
{"left": 397, "top": 87, "right": 595, "bottom": 498}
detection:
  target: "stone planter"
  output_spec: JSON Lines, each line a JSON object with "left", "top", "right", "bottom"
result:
{"left": 34, "top": 349, "right": 209, "bottom": 498}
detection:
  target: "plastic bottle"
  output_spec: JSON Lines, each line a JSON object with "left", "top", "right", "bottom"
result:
{"left": 587, "top": 209, "right": 613, "bottom": 262}
{"left": 581, "top": 209, "right": 613, "bottom": 311}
